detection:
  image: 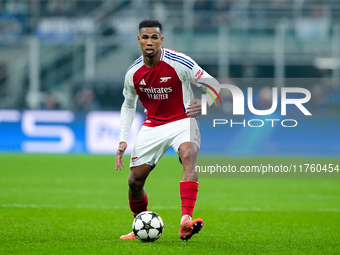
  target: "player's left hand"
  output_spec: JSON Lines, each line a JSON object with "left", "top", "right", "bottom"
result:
{"left": 187, "top": 99, "right": 205, "bottom": 117}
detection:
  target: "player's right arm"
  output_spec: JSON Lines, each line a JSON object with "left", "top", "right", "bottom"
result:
{"left": 115, "top": 141, "right": 127, "bottom": 170}
{"left": 115, "top": 74, "right": 138, "bottom": 170}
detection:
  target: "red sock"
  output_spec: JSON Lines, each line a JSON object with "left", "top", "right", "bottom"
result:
{"left": 180, "top": 181, "right": 199, "bottom": 217}
{"left": 129, "top": 195, "right": 148, "bottom": 218}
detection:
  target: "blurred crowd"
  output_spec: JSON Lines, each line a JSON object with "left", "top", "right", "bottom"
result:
{"left": 0, "top": 0, "right": 339, "bottom": 116}
{"left": 0, "top": 0, "right": 102, "bottom": 17}
{"left": 0, "top": 0, "right": 335, "bottom": 36}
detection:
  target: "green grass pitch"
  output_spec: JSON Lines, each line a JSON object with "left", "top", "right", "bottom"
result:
{"left": 1, "top": 154, "right": 339, "bottom": 254}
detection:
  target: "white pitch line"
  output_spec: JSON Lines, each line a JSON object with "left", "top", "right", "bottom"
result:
{"left": 1, "top": 204, "right": 340, "bottom": 212}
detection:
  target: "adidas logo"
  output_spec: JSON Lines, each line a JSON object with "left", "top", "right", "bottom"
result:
{"left": 139, "top": 78, "right": 147, "bottom": 86}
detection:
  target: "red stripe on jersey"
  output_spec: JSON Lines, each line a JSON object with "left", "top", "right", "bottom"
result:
{"left": 133, "top": 61, "right": 189, "bottom": 127}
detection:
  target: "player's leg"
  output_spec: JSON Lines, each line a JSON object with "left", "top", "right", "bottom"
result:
{"left": 170, "top": 118, "right": 203, "bottom": 240}
{"left": 120, "top": 124, "right": 170, "bottom": 239}
{"left": 128, "top": 163, "right": 153, "bottom": 216}
{"left": 120, "top": 163, "right": 153, "bottom": 240}
{"left": 178, "top": 142, "right": 204, "bottom": 241}
{"left": 179, "top": 142, "right": 199, "bottom": 182}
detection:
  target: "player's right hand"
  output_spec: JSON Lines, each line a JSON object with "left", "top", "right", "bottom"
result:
{"left": 115, "top": 141, "right": 127, "bottom": 170}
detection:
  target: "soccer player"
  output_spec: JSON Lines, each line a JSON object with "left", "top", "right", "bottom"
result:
{"left": 115, "top": 19, "right": 220, "bottom": 241}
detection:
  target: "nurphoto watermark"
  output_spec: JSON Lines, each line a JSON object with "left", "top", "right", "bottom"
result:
{"left": 191, "top": 78, "right": 340, "bottom": 178}
{"left": 200, "top": 82, "right": 312, "bottom": 128}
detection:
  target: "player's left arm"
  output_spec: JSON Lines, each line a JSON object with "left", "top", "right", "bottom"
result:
{"left": 186, "top": 59, "right": 221, "bottom": 117}
{"left": 186, "top": 99, "right": 205, "bottom": 117}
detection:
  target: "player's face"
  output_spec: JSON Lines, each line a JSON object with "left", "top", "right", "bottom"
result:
{"left": 138, "top": 27, "right": 164, "bottom": 58}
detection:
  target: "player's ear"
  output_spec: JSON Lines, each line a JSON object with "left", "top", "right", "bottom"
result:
{"left": 161, "top": 36, "right": 164, "bottom": 44}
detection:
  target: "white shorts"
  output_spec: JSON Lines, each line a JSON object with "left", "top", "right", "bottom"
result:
{"left": 130, "top": 118, "right": 200, "bottom": 168}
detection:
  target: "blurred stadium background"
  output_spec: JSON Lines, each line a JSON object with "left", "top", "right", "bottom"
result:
{"left": 1, "top": 3, "right": 339, "bottom": 254}
{"left": 0, "top": 0, "right": 339, "bottom": 155}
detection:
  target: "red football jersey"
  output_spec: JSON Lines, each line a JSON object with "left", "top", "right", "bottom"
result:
{"left": 123, "top": 47, "right": 212, "bottom": 127}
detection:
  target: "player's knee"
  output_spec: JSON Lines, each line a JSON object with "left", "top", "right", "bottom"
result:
{"left": 180, "top": 148, "right": 191, "bottom": 164}
{"left": 128, "top": 175, "right": 144, "bottom": 193}
{"left": 179, "top": 143, "right": 199, "bottom": 164}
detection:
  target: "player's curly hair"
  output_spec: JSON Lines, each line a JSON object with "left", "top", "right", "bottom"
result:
{"left": 139, "top": 19, "right": 162, "bottom": 33}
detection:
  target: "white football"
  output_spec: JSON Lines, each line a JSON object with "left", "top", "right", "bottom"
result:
{"left": 132, "top": 211, "right": 164, "bottom": 242}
